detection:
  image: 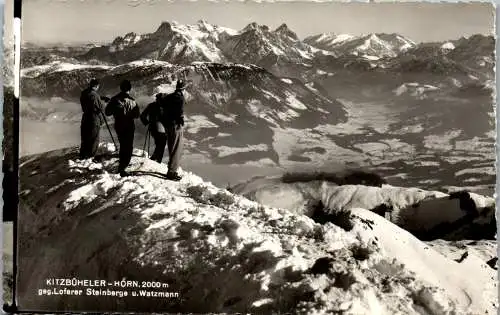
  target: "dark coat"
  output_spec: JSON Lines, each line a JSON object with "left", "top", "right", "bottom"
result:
{"left": 161, "top": 90, "right": 185, "bottom": 126}
{"left": 80, "top": 87, "right": 105, "bottom": 126}
{"left": 140, "top": 101, "right": 166, "bottom": 133}
{"left": 105, "top": 91, "right": 140, "bottom": 133}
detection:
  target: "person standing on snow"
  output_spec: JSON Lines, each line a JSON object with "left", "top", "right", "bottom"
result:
{"left": 105, "top": 79, "right": 140, "bottom": 177}
{"left": 140, "top": 93, "right": 168, "bottom": 163}
{"left": 162, "top": 79, "right": 187, "bottom": 181}
{"left": 79, "top": 78, "right": 106, "bottom": 160}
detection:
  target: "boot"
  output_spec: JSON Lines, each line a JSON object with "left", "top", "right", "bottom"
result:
{"left": 119, "top": 170, "right": 129, "bottom": 177}
{"left": 166, "top": 172, "right": 182, "bottom": 181}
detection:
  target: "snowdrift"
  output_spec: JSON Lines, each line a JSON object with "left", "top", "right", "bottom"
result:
{"left": 231, "top": 174, "right": 496, "bottom": 241}
{"left": 17, "top": 144, "right": 497, "bottom": 314}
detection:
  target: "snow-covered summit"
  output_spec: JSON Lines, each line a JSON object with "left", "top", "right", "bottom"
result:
{"left": 21, "top": 60, "right": 112, "bottom": 78}
{"left": 304, "top": 33, "right": 357, "bottom": 50}
{"left": 305, "top": 33, "right": 416, "bottom": 58}
{"left": 17, "top": 144, "right": 497, "bottom": 314}
{"left": 109, "top": 32, "right": 143, "bottom": 52}
{"left": 274, "top": 23, "right": 299, "bottom": 40}
{"left": 82, "top": 20, "right": 237, "bottom": 64}
{"left": 80, "top": 21, "right": 323, "bottom": 71}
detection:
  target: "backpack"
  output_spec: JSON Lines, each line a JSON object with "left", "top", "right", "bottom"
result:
{"left": 112, "top": 94, "right": 137, "bottom": 118}
{"left": 105, "top": 92, "right": 139, "bottom": 123}
{"left": 156, "top": 93, "right": 174, "bottom": 124}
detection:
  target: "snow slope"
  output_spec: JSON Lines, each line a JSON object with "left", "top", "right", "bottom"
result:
{"left": 16, "top": 144, "right": 497, "bottom": 314}
{"left": 231, "top": 174, "right": 496, "bottom": 241}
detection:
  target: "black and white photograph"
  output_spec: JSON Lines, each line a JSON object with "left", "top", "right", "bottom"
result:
{"left": 4, "top": 0, "right": 497, "bottom": 313}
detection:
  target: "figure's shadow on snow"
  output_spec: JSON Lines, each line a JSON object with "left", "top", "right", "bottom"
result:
{"left": 127, "top": 170, "right": 170, "bottom": 180}
{"left": 93, "top": 152, "right": 120, "bottom": 160}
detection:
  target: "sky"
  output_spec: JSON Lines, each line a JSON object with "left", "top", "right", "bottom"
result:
{"left": 3, "top": 0, "right": 495, "bottom": 45}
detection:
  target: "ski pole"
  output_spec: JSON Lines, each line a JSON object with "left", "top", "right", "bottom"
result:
{"left": 147, "top": 129, "right": 151, "bottom": 157}
{"left": 142, "top": 129, "right": 149, "bottom": 156}
{"left": 100, "top": 111, "right": 117, "bottom": 150}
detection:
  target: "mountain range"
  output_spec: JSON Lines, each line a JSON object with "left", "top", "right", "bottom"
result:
{"left": 7, "top": 20, "right": 496, "bottom": 315}
{"left": 16, "top": 21, "right": 496, "bottom": 192}
{"left": 20, "top": 20, "right": 494, "bottom": 82}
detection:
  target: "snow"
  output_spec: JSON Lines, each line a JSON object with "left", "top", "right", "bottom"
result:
{"left": 357, "top": 34, "right": 392, "bottom": 53}
{"left": 455, "top": 137, "right": 494, "bottom": 154}
{"left": 239, "top": 179, "right": 448, "bottom": 219}
{"left": 261, "top": 90, "right": 281, "bottom": 102}
{"left": 245, "top": 99, "right": 297, "bottom": 124}
{"left": 212, "top": 143, "right": 269, "bottom": 158}
{"left": 362, "top": 55, "right": 380, "bottom": 61}
{"left": 269, "top": 44, "right": 285, "bottom": 56}
{"left": 284, "top": 92, "right": 308, "bottom": 110}
{"left": 220, "top": 26, "right": 239, "bottom": 36}
{"left": 21, "top": 61, "right": 111, "bottom": 78}
{"left": 451, "top": 78, "right": 463, "bottom": 88}
{"left": 119, "top": 59, "right": 172, "bottom": 68}
{"left": 391, "top": 124, "right": 425, "bottom": 135}
{"left": 240, "top": 158, "right": 277, "bottom": 167}
{"left": 235, "top": 175, "right": 495, "bottom": 240}
{"left": 188, "top": 38, "right": 222, "bottom": 62}
{"left": 214, "top": 113, "right": 237, "bottom": 123}
{"left": 276, "top": 108, "right": 300, "bottom": 120}
{"left": 353, "top": 140, "right": 415, "bottom": 159}
{"left": 331, "top": 34, "right": 356, "bottom": 45}
{"left": 399, "top": 42, "right": 413, "bottom": 51}
{"left": 296, "top": 48, "right": 314, "bottom": 59}
{"left": 235, "top": 178, "right": 496, "bottom": 312}
{"left": 441, "top": 42, "right": 456, "bottom": 50}
{"left": 455, "top": 167, "right": 496, "bottom": 177}
{"left": 351, "top": 208, "right": 496, "bottom": 315}
{"left": 315, "top": 33, "right": 356, "bottom": 47}
{"left": 246, "top": 99, "right": 272, "bottom": 121}
{"left": 305, "top": 83, "right": 319, "bottom": 93}
{"left": 185, "top": 115, "right": 219, "bottom": 134}
{"left": 316, "top": 99, "right": 399, "bottom": 135}
{"left": 414, "top": 161, "right": 441, "bottom": 167}
{"left": 270, "top": 126, "right": 402, "bottom": 167}
{"left": 423, "top": 130, "right": 463, "bottom": 151}
{"left": 281, "top": 78, "right": 293, "bottom": 84}
{"left": 166, "top": 22, "right": 232, "bottom": 62}
{"left": 428, "top": 240, "right": 496, "bottom": 266}
{"left": 397, "top": 35, "right": 417, "bottom": 46}
{"left": 393, "top": 83, "right": 440, "bottom": 98}
{"left": 21, "top": 59, "right": 178, "bottom": 80}
{"left": 16, "top": 144, "right": 498, "bottom": 314}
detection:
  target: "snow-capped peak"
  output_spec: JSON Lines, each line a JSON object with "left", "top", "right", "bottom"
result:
{"left": 304, "top": 33, "right": 357, "bottom": 49}
{"left": 305, "top": 32, "right": 416, "bottom": 58}
{"left": 110, "top": 32, "right": 142, "bottom": 50}
{"left": 142, "top": 21, "right": 239, "bottom": 63}
{"left": 346, "top": 33, "right": 416, "bottom": 57}
{"left": 274, "top": 23, "right": 299, "bottom": 40}
{"left": 242, "top": 22, "right": 270, "bottom": 33}
{"left": 396, "top": 34, "right": 416, "bottom": 51}
{"left": 155, "top": 21, "right": 173, "bottom": 34}
{"left": 197, "top": 19, "right": 210, "bottom": 27}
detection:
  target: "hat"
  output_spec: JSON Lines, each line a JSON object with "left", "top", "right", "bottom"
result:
{"left": 176, "top": 79, "right": 187, "bottom": 90}
{"left": 89, "top": 78, "right": 100, "bottom": 87}
{"left": 120, "top": 79, "right": 132, "bottom": 92}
